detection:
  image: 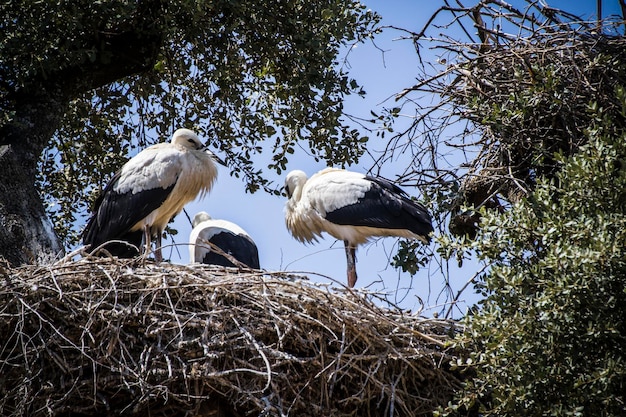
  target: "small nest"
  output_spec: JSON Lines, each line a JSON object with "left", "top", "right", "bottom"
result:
{"left": 0, "top": 257, "right": 463, "bottom": 417}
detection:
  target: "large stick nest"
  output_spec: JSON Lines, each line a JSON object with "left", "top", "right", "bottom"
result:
{"left": 0, "top": 257, "right": 463, "bottom": 417}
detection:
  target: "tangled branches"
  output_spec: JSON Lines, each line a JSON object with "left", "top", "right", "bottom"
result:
{"left": 386, "top": 0, "right": 626, "bottom": 237}
{"left": 0, "top": 258, "right": 462, "bottom": 416}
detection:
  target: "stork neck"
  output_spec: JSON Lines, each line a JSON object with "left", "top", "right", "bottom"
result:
{"left": 291, "top": 181, "right": 307, "bottom": 202}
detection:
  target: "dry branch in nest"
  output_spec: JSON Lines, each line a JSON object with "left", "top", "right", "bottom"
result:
{"left": 0, "top": 257, "right": 462, "bottom": 417}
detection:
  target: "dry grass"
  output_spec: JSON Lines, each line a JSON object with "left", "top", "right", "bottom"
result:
{"left": 0, "top": 255, "right": 463, "bottom": 417}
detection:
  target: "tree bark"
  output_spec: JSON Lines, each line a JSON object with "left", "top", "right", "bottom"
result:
{"left": 0, "top": 146, "right": 64, "bottom": 265}
{"left": 0, "top": 90, "right": 67, "bottom": 265}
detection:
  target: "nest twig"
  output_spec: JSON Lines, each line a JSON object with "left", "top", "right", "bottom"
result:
{"left": 0, "top": 257, "right": 463, "bottom": 416}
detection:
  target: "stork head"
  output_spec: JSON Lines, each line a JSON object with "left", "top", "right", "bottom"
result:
{"left": 172, "top": 128, "right": 227, "bottom": 166}
{"left": 172, "top": 128, "right": 204, "bottom": 150}
{"left": 284, "top": 170, "right": 308, "bottom": 200}
{"left": 192, "top": 211, "right": 212, "bottom": 227}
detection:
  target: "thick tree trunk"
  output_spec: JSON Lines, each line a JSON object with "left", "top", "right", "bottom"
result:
{"left": 0, "top": 146, "right": 64, "bottom": 265}
{"left": 0, "top": 90, "right": 67, "bottom": 265}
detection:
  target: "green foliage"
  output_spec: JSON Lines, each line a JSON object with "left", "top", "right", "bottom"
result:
{"left": 442, "top": 103, "right": 626, "bottom": 416}
{"left": 392, "top": 240, "right": 430, "bottom": 276}
{"left": 0, "top": 1, "right": 136, "bottom": 89}
{"left": 2, "top": 0, "right": 379, "bottom": 246}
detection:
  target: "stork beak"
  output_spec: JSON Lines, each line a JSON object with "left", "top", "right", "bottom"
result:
{"left": 203, "top": 147, "right": 227, "bottom": 167}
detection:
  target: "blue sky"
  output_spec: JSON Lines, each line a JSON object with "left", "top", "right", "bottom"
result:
{"left": 160, "top": 0, "right": 621, "bottom": 316}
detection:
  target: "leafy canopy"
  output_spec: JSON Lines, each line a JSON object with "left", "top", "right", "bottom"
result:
{"left": 0, "top": 0, "right": 380, "bottom": 246}
{"left": 442, "top": 93, "right": 626, "bottom": 416}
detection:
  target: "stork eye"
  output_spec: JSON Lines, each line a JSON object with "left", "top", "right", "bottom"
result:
{"left": 187, "top": 138, "right": 195, "bottom": 144}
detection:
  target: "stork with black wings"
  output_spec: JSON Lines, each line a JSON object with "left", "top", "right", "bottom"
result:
{"left": 284, "top": 168, "right": 433, "bottom": 287}
{"left": 83, "top": 129, "right": 222, "bottom": 261}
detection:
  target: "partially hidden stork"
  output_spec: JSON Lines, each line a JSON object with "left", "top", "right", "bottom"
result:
{"left": 284, "top": 168, "right": 433, "bottom": 288}
{"left": 83, "top": 128, "right": 221, "bottom": 261}
{"left": 189, "top": 211, "right": 260, "bottom": 269}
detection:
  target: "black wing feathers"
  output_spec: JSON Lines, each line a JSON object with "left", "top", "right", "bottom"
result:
{"left": 83, "top": 173, "right": 177, "bottom": 256}
{"left": 200, "top": 232, "right": 260, "bottom": 269}
{"left": 324, "top": 175, "right": 433, "bottom": 240}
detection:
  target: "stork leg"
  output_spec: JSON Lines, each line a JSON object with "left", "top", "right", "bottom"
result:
{"left": 142, "top": 226, "right": 152, "bottom": 259}
{"left": 344, "top": 240, "right": 358, "bottom": 288}
{"left": 154, "top": 229, "right": 163, "bottom": 262}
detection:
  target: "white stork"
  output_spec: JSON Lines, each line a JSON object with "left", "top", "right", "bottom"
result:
{"left": 83, "top": 128, "right": 221, "bottom": 261}
{"left": 189, "top": 211, "right": 260, "bottom": 269}
{"left": 284, "top": 168, "right": 433, "bottom": 287}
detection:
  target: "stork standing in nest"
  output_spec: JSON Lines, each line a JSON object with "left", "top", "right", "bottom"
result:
{"left": 83, "top": 128, "right": 222, "bottom": 261}
{"left": 284, "top": 168, "right": 433, "bottom": 287}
